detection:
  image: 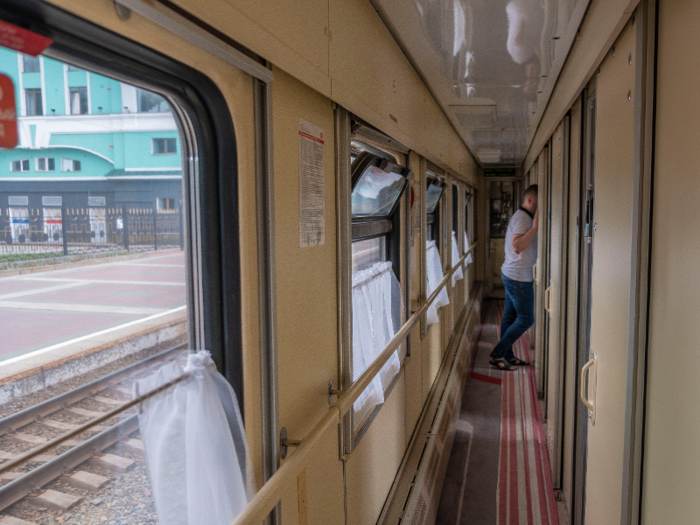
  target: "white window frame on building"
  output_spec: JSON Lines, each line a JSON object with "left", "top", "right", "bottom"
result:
{"left": 22, "top": 54, "right": 40, "bottom": 73}
{"left": 10, "top": 159, "right": 30, "bottom": 172}
{"left": 69, "top": 86, "right": 89, "bottom": 115}
{"left": 137, "top": 88, "right": 169, "bottom": 112}
{"left": 36, "top": 157, "right": 55, "bottom": 172}
{"left": 61, "top": 158, "right": 81, "bottom": 172}
{"left": 152, "top": 138, "right": 177, "bottom": 155}
{"left": 25, "top": 88, "right": 43, "bottom": 116}
{"left": 157, "top": 197, "right": 175, "bottom": 211}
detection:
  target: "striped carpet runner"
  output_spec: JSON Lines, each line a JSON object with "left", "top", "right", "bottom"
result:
{"left": 436, "top": 301, "right": 559, "bottom": 525}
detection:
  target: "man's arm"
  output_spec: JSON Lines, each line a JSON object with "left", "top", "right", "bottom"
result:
{"left": 512, "top": 208, "right": 539, "bottom": 254}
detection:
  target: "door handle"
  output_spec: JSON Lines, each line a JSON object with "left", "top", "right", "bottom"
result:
{"left": 580, "top": 350, "right": 597, "bottom": 424}
{"left": 544, "top": 285, "right": 552, "bottom": 314}
{"left": 533, "top": 261, "right": 538, "bottom": 283}
{"left": 580, "top": 358, "right": 594, "bottom": 411}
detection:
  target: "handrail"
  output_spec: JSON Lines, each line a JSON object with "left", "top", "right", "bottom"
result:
{"left": 231, "top": 241, "right": 478, "bottom": 525}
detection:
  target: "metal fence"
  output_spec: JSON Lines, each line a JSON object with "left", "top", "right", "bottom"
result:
{"left": 0, "top": 207, "right": 183, "bottom": 263}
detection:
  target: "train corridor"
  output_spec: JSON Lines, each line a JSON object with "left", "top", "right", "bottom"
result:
{"left": 436, "top": 301, "right": 561, "bottom": 525}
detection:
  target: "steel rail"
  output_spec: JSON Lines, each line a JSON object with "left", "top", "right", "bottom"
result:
{"left": 231, "top": 242, "right": 477, "bottom": 525}
{"left": 0, "top": 373, "right": 188, "bottom": 477}
{"left": 0, "top": 414, "right": 139, "bottom": 511}
{"left": 0, "top": 343, "right": 187, "bottom": 436}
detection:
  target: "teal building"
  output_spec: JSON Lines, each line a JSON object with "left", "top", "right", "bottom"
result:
{"left": 0, "top": 50, "right": 183, "bottom": 244}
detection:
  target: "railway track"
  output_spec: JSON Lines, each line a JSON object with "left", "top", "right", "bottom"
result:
{"left": 0, "top": 343, "right": 188, "bottom": 524}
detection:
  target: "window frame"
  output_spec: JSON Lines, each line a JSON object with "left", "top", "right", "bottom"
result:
{"left": 152, "top": 137, "right": 177, "bottom": 155}
{"left": 345, "top": 137, "right": 413, "bottom": 447}
{"left": 351, "top": 151, "right": 412, "bottom": 277}
{"left": 3, "top": 0, "right": 244, "bottom": 401}
{"left": 35, "top": 157, "right": 55, "bottom": 172}
{"left": 426, "top": 173, "right": 446, "bottom": 247}
{"left": 10, "top": 159, "right": 29, "bottom": 172}
{"left": 69, "top": 86, "right": 88, "bottom": 115}
{"left": 25, "top": 88, "right": 43, "bottom": 116}
{"left": 60, "top": 158, "right": 81, "bottom": 172}
{"left": 22, "top": 54, "right": 40, "bottom": 72}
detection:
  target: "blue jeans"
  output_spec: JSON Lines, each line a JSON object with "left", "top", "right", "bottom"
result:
{"left": 490, "top": 273, "right": 535, "bottom": 361}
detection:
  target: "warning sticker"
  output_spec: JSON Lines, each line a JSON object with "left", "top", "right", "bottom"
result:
{"left": 299, "top": 118, "right": 325, "bottom": 248}
{"left": 0, "top": 20, "right": 53, "bottom": 56}
{"left": 0, "top": 74, "right": 18, "bottom": 149}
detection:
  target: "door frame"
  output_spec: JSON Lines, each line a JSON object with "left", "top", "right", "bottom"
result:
{"left": 621, "top": 2, "right": 657, "bottom": 523}
{"left": 572, "top": 86, "right": 596, "bottom": 525}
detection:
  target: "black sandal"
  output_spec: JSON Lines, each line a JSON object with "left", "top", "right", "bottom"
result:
{"left": 508, "top": 357, "right": 529, "bottom": 367}
{"left": 489, "top": 358, "right": 515, "bottom": 371}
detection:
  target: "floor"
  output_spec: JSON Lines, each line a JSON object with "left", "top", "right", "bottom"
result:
{"left": 436, "top": 300, "right": 560, "bottom": 525}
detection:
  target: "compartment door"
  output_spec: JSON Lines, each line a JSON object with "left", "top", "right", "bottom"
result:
{"left": 583, "top": 20, "right": 636, "bottom": 525}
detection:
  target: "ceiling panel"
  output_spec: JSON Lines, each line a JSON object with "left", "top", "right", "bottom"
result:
{"left": 372, "top": 0, "right": 589, "bottom": 166}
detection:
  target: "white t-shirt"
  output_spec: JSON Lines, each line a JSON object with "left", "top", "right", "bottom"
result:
{"left": 501, "top": 208, "right": 537, "bottom": 282}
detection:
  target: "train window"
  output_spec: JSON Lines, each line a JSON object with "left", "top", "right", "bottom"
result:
{"left": 489, "top": 181, "right": 515, "bottom": 237}
{"left": 0, "top": 4, "right": 242, "bottom": 519}
{"left": 349, "top": 150, "right": 411, "bottom": 434}
{"left": 426, "top": 173, "right": 445, "bottom": 244}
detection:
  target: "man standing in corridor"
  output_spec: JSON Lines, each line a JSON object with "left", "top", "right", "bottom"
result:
{"left": 490, "top": 184, "right": 539, "bottom": 371}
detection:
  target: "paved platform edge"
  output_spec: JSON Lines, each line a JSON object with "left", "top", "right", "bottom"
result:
{"left": 0, "top": 250, "right": 160, "bottom": 279}
{"left": 0, "top": 314, "right": 187, "bottom": 404}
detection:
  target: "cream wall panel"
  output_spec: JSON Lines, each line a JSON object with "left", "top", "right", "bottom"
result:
{"left": 169, "top": 0, "right": 332, "bottom": 97}
{"left": 423, "top": 323, "right": 443, "bottom": 399}
{"left": 328, "top": 0, "right": 476, "bottom": 180}
{"left": 224, "top": 0, "right": 329, "bottom": 75}
{"left": 271, "top": 67, "right": 344, "bottom": 525}
{"left": 346, "top": 373, "right": 407, "bottom": 525}
{"left": 45, "top": 0, "right": 267, "bottom": 487}
{"left": 642, "top": 1, "right": 700, "bottom": 522}
{"left": 584, "top": 20, "right": 635, "bottom": 525}
{"left": 405, "top": 327, "right": 425, "bottom": 443}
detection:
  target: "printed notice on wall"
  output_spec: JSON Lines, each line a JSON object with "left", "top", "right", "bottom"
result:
{"left": 299, "top": 118, "right": 325, "bottom": 248}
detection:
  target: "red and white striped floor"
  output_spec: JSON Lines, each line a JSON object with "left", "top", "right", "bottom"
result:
{"left": 437, "top": 301, "right": 559, "bottom": 525}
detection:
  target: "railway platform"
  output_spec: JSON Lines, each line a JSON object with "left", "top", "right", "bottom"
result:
{"left": 0, "top": 250, "right": 187, "bottom": 403}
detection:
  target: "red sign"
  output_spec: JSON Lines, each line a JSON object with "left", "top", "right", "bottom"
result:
{"left": 0, "top": 20, "right": 52, "bottom": 56}
{"left": 0, "top": 74, "right": 18, "bottom": 149}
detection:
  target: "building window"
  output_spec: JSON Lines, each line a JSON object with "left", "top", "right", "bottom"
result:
{"left": 36, "top": 158, "right": 55, "bottom": 172}
{"left": 157, "top": 197, "right": 175, "bottom": 211}
{"left": 25, "top": 89, "right": 43, "bottom": 116}
{"left": 138, "top": 89, "right": 169, "bottom": 112}
{"left": 152, "top": 138, "right": 177, "bottom": 155}
{"left": 61, "top": 158, "right": 81, "bottom": 172}
{"left": 10, "top": 159, "right": 30, "bottom": 172}
{"left": 22, "top": 55, "right": 40, "bottom": 73}
{"left": 69, "top": 87, "right": 88, "bottom": 115}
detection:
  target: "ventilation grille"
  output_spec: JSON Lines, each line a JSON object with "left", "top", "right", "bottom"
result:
{"left": 410, "top": 494, "right": 429, "bottom": 525}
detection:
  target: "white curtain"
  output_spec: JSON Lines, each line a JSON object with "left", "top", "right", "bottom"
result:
{"left": 352, "top": 261, "right": 404, "bottom": 426}
{"left": 451, "top": 231, "right": 464, "bottom": 287}
{"left": 464, "top": 231, "right": 473, "bottom": 265}
{"left": 426, "top": 240, "right": 450, "bottom": 326}
{"left": 136, "top": 351, "right": 255, "bottom": 525}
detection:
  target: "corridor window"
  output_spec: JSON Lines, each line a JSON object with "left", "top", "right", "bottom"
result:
{"left": 426, "top": 174, "right": 445, "bottom": 244}
{"left": 350, "top": 151, "right": 412, "bottom": 434}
